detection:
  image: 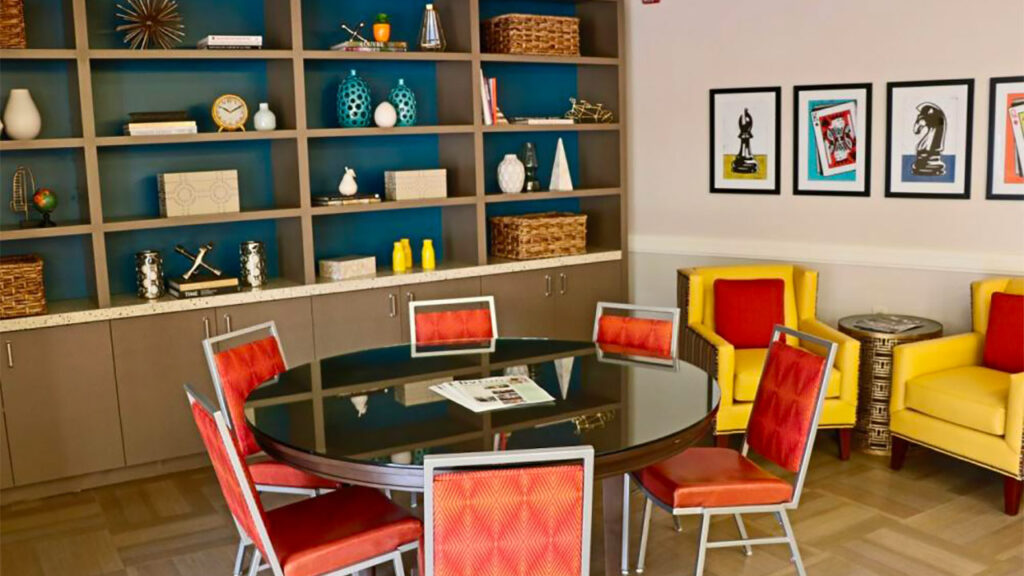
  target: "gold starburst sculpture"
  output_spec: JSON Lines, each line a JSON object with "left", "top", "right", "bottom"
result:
{"left": 116, "top": 0, "right": 185, "bottom": 50}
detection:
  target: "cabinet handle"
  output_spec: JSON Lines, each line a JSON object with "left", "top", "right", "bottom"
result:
{"left": 388, "top": 293, "right": 397, "bottom": 318}
{"left": 224, "top": 314, "right": 232, "bottom": 333}
{"left": 4, "top": 341, "right": 12, "bottom": 368}
{"left": 405, "top": 291, "right": 415, "bottom": 304}
{"left": 559, "top": 273, "right": 567, "bottom": 295}
{"left": 544, "top": 274, "right": 552, "bottom": 297}
{"left": 203, "top": 317, "right": 211, "bottom": 340}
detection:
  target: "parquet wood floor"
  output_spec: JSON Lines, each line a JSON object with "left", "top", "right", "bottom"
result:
{"left": 2, "top": 436, "right": 1021, "bottom": 575}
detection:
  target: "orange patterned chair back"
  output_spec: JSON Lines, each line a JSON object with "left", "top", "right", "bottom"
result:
{"left": 593, "top": 302, "right": 681, "bottom": 359}
{"left": 423, "top": 447, "right": 594, "bottom": 576}
{"left": 410, "top": 296, "right": 498, "bottom": 346}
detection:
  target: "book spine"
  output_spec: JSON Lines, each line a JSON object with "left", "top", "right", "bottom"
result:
{"left": 126, "top": 127, "right": 198, "bottom": 136}
{"left": 480, "top": 72, "right": 493, "bottom": 126}
{"left": 489, "top": 78, "right": 498, "bottom": 123}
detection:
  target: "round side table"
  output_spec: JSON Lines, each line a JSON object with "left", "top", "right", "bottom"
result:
{"left": 838, "top": 315, "right": 943, "bottom": 455}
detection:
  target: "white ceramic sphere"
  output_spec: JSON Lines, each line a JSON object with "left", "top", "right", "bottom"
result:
{"left": 374, "top": 101, "right": 398, "bottom": 128}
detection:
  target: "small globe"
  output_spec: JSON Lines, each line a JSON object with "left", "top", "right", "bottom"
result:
{"left": 32, "top": 188, "right": 58, "bottom": 214}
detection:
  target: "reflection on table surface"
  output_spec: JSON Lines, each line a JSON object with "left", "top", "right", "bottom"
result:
{"left": 246, "top": 338, "right": 717, "bottom": 468}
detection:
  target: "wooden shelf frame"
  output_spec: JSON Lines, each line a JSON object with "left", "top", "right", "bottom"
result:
{"left": 0, "top": 0, "right": 628, "bottom": 314}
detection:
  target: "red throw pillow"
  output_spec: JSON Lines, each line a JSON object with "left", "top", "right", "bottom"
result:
{"left": 983, "top": 292, "right": 1024, "bottom": 373}
{"left": 713, "top": 279, "right": 785, "bottom": 349}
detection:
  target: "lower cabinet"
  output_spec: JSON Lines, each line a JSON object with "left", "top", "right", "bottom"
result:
{"left": 554, "top": 261, "right": 624, "bottom": 341}
{"left": 0, "top": 394, "right": 11, "bottom": 489}
{"left": 313, "top": 287, "right": 403, "bottom": 358}
{"left": 399, "top": 277, "right": 481, "bottom": 341}
{"left": 111, "top": 309, "right": 217, "bottom": 466}
{"left": 0, "top": 322, "right": 125, "bottom": 485}
{"left": 216, "top": 299, "right": 316, "bottom": 367}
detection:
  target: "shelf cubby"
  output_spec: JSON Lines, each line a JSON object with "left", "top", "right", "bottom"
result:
{"left": 103, "top": 217, "right": 304, "bottom": 298}
{"left": 481, "top": 61, "right": 618, "bottom": 122}
{"left": 479, "top": 0, "right": 620, "bottom": 59}
{"left": 0, "top": 148, "right": 90, "bottom": 231}
{"left": 0, "top": 60, "right": 82, "bottom": 139}
{"left": 85, "top": 0, "right": 293, "bottom": 50}
{"left": 484, "top": 194, "right": 621, "bottom": 259}
{"left": 22, "top": 0, "right": 75, "bottom": 50}
{"left": 484, "top": 130, "right": 620, "bottom": 195}
{"left": 301, "top": 0, "right": 472, "bottom": 54}
{"left": 96, "top": 139, "right": 300, "bottom": 223}
{"left": 0, "top": 235, "right": 97, "bottom": 306}
{"left": 90, "top": 59, "right": 295, "bottom": 137}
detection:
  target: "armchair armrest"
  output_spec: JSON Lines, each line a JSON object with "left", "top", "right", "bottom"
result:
{"left": 798, "top": 318, "right": 861, "bottom": 407}
{"left": 891, "top": 332, "right": 985, "bottom": 412}
{"left": 1007, "top": 372, "right": 1024, "bottom": 470}
{"left": 687, "top": 323, "right": 735, "bottom": 407}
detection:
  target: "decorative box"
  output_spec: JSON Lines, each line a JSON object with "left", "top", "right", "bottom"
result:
{"left": 483, "top": 13, "right": 580, "bottom": 57}
{"left": 158, "top": 170, "right": 240, "bottom": 217}
{"left": 384, "top": 169, "right": 447, "bottom": 201}
{"left": 319, "top": 255, "right": 377, "bottom": 280}
{"left": 0, "top": 254, "right": 46, "bottom": 319}
{"left": 489, "top": 212, "right": 587, "bottom": 260}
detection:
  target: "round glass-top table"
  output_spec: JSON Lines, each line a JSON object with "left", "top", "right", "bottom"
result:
{"left": 245, "top": 338, "right": 719, "bottom": 574}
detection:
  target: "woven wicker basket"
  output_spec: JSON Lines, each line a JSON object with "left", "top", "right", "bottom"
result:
{"left": 483, "top": 13, "right": 580, "bottom": 57}
{"left": 490, "top": 212, "right": 587, "bottom": 260}
{"left": 0, "top": 0, "right": 26, "bottom": 49}
{"left": 0, "top": 254, "right": 46, "bottom": 319}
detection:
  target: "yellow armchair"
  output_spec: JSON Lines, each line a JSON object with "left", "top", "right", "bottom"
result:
{"left": 677, "top": 265, "right": 860, "bottom": 459}
{"left": 890, "top": 277, "right": 1024, "bottom": 515}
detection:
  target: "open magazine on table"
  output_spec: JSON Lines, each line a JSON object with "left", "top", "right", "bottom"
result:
{"left": 430, "top": 375, "right": 555, "bottom": 413}
{"left": 853, "top": 315, "right": 924, "bottom": 334}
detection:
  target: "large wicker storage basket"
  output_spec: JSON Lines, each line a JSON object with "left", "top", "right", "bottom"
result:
{"left": 490, "top": 212, "right": 587, "bottom": 260}
{"left": 0, "top": 254, "right": 46, "bottom": 319}
{"left": 0, "top": 0, "right": 27, "bottom": 49}
{"left": 483, "top": 13, "right": 580, "bottom": 57}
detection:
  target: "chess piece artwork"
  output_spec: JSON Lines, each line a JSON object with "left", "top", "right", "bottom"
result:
{"left": 731, "top": 108, "right": 759, "bottom": 174}
{"left": 911, "top": 102, "right": 947, "bottom": 176}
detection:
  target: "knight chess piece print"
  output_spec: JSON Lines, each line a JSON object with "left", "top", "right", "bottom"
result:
{"left": 710, "top": 87, "right": 780, "bottom": 194}
{"left": 794, "top": 83, "right": 872, "bottom": 196}
{"left": 886, "top": 79, "right": 974, "bottom": 199}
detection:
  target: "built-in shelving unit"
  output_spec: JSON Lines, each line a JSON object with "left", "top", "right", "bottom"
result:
{"left": 0, "top": 0, "right": 625, "bottom": 319}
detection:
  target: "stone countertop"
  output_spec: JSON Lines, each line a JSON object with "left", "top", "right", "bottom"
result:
{"left": 0, "top": 251, "right": 622, "bottom": 333}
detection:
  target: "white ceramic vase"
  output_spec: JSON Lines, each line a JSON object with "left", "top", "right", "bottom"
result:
{"left": 498, "top": 153, "right": 525, "bottom": 194}
{"left": 3, "top": 89, "right": 41, "bottom": 140}
{"left": 253, "top": 102, "right": 276, "bottom": 131}
{"left": 374, "top": 101, "right": 397, "bottom": 128}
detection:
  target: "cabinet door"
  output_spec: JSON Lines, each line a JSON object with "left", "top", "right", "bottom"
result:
{"left": 216, "top": 298, "right": 316, "bottom": 367}
{"left": 482, "top": 269, "right": 557, "bottom": 338}
{"left": 399, "top": 278, "right": 481, "bottom": 341}
{"left": 111, "top": 310, "right": 217, "bottom": 465}
{"left": 312, "top": 288, "right": 402, "bottom": 358}
{"left": 555, "top": 261, "right": 624, "bottom": 341}
{"left": 1, "top": 393, "right": 13, "bottom": 488}
{"left": 0, "top": 322, "right": 124, "bottom": 485}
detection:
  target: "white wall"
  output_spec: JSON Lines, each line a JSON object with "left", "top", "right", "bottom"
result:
{"left": 624, "top": 0, "right": 1024, "bottom": 332}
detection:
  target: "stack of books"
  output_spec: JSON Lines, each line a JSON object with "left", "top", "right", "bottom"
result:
{"left": 167, "top": 275, "right": 239, "bottom": 299}
{"left": 198, "top": 35, "right": 263, "bottom": 50}
{"left": 125, "top": 111, "right": 197, "bottom": 136}
{"left": 330, "top": 41, "right": 408, "bottom": 52}
{"left": 480, "top": 72, "right": 499, "bottom": 126}
{"left": 312, "top": 193, "right": 383, "bottom": 207}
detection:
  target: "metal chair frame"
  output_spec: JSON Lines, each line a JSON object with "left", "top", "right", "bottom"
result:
{"left": 592, "top": 302, "right": 682, "bottom": 363}
{"left": 408, "top": 296, "right": 498, "bottom": 357}
{"left": 630, "top": 325, "right": 837, "bottom": 576}
{"left": 185, "top": 385, "right": 417, "bottom": 576}
{"left": 422, "top": 446, "right": 595, "bottom": 576}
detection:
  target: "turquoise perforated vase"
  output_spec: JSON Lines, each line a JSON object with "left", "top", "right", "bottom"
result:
{"left": 337, "top": 69, "right": 372, "bottom": 128}
{"left": 388, "top": 78, "right": 417, "bottom": 127}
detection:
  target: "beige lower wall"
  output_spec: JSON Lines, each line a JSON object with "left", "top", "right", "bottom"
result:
{"left": 629, "top": 251, "right": 1001, "bottom": 335}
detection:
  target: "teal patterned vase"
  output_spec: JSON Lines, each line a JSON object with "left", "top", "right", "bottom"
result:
{"left": 337, "top": 69, "right": 372, "bottom": 128}
{"left": 388, "top": 78, "right": 417, "bottom": 127}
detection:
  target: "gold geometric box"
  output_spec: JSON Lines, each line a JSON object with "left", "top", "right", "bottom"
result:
{"left": 158, "top": 169, "right": 240, "bottom": 217}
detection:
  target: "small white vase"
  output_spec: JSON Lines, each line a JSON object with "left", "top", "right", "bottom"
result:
{"left": 374, "top": 101, "right": 397, "bottom": 128}
{"left": 498, "top": 153, "right": 525, "bottom": 194}
{"left": 253, "top": 102, "right": 276, "bottom": 131}
{"left": 3, "top": 89, "right": 41, "bottom": 140}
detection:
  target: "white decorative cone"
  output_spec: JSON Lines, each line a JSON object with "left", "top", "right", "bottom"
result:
{"left": 549, "top": 137, "right": 573, "bottom": 191}
{"left": 554, "top": 357, "right": 574, "bottom": 399}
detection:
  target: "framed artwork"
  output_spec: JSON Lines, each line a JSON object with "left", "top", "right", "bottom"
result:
{"left": 986, "top": 76, "right": 1024, "bottom": 200}
{"left": 886, "top": 79, "right": 974, "bottom": 199}
{"left": 710, "top": 87, "right": 781, "bottom": 194}
{"left": 793, "top": 83, "right": 872, "bottom": 196}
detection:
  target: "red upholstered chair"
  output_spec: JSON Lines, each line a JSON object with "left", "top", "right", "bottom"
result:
{"left": 593, "top": 302, "right": 680, "bottom": 361}
{"left": 184, "top": 386, "right": 421, "bottom": 576}
{"left": 631, "top": 326, "right": 837, "bottom": 576}
{"left": 422, "top": 446, "right": 594, "bottom": 576}
{"left": 203, "top": 321, "right": 339, "bottom": 575}
{"left": 409, "top": 296, "right": 498, "bottom": 356}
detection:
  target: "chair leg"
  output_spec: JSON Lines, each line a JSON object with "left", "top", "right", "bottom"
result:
{"left": 232, "top": 540, "right": 248, "bottom": 576}
{"left": 777, "top": 510, "right": 806, "bottom": 576}
{"left": 890, "top": 436, "right": 909, "bottom": 470}
{"left": 1004, "top": 477, "right": 1023, "bottom": 516}
{"left": 714, "top": 434, "right": 731, "bottom": 448}
{"left": 393, "top": 550, "right": 406, "bottom": 576}
{"left": 837, "top": 429, "right": 852, "bottom": 461}
{"left": 733, "top": 514, "right": 752, "bottom": 556}
{"left": 693, "top": 513, "right": 711, "bottom": 576}
{"left": 673, "top": 516, "right": 683, "bottom": 533}
{"left": 636, "top": 499, "right": 653, "bottom": 574}
{"left": 621, "top": 474, "right": 630, "bottom": 575}
{"left": 247, "top": 550, "right": 262, "bottom": 576}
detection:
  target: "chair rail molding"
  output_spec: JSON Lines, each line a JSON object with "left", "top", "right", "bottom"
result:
{"left": 629, "top": 234, "right": 1024, "bottom": 276}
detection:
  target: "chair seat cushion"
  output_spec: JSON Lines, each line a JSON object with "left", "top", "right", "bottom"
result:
{"left": 267, "top": 485, "right": 422, "bottom": 576}
{"left": 905, "top": 366, "right": 1010, "bottom": 436}
{"left": 983, "top": 292, "right": 1023, "bottom": 374}
{"left": 249, "top": 461, "right": 339, "bottom": 491}
{"left": 636, "top": 447, "right": 793, "bottom": 509}
{"left": 733, "top": 348, "right": 841, "bottom": 402}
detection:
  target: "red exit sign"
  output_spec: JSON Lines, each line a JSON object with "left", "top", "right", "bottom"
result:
{"left": 642, "top": 0, "right": 660, "bottom": 4}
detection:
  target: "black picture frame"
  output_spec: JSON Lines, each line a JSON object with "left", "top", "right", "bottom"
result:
{"left": 985, "top": 75, "right": 1024, "bottom": 201}
{"left": 792, "top": 83, "right": 872, "bottom": 197}
{"left": 709, "top": 86, "right": 781, "bottom": 195}
{"left": 885, "top": 79, "right": 974, "bottom": 200}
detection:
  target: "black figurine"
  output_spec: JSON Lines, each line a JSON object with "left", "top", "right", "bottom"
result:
{"left": 731, "top": 108, "right": 759, "bottom": 174}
